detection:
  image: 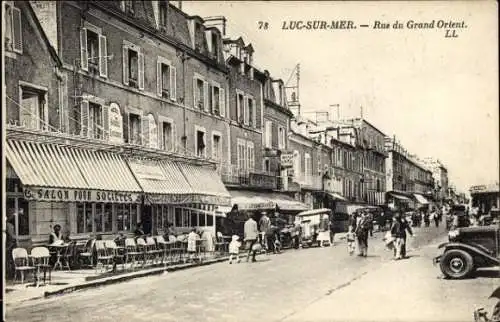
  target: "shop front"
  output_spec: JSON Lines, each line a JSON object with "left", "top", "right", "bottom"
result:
{"left": 127, "top": 158, "right": 231, "bottom": 236}
{"left": 5, "top": 139, "right": 143, "bottom": 247}
{"left": 386, "top": 191, "right": 412, "bottom": 212}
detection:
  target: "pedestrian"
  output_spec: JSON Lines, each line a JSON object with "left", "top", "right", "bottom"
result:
{"left": 424, "top": 211, "right": 430, "bottom": 227}
{"left": 346, "top": 226, "right": 356, "bottom": 255}
{"left": 259, "top": 212, "right": 273, "bottom": 253}
{"left": 134, "top": 223, "right": 145, "bottom": 237}
{"left": 390, "top": 212, "right": 414, "bottom": 260}
{"left": 228, "top": 235, "right": 242, "bottom": 264}
{"left": 329, "top": 217, "right": 336, "bottom": 246}
{"left": 5, "top": 210, "right": 17, "bottom": 280}
{"left": 432, "top": 209, "right": 440, "bottom": 227}
{"left": 49, "top": 224, "right": 63, "bottom": 244}
{"left": 187, "top": 228, "right": 199, "bottom": 262}
{"left": 244, "top": 213, "right": 259, "bottom": 263}
{"left": 354, "top": 211, "right": 370, "bottom": 257}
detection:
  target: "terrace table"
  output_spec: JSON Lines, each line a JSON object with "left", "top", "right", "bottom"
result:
{"left": 48, "top": 243, "right": 69, "bottom": 270}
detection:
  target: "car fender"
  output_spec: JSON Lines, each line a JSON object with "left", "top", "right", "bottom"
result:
{"left": 441, "top": 242, "right": 500, "bottom": 266}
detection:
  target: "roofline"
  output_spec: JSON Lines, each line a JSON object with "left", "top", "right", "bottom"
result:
{"left": 25, "top": 1, "right": 62, "bottom": 67}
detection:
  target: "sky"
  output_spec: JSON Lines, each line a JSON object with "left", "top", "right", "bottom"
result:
{"left": 183, "top": 1, "right": 499, "bottom": 193}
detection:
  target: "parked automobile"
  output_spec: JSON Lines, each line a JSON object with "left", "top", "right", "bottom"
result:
{"left": 446, "top": 205, "right": 471, "bottom": 230}
{"left": 434, "top": 224, "right": 500, "bottom": 279}
{"left": 473, "top": 286, "right": 500, "bottom": 322}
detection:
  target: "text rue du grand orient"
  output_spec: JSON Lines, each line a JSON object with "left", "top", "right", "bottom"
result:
{"left": 258, "top": 19, "right": 467, "bottom": 38}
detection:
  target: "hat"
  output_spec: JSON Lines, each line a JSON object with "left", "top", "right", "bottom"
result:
{"left": 53, "top": 224, "right": 61, "bottom": 230}
{"left": 232, "top": 235, "right": 240, "bottom": 241}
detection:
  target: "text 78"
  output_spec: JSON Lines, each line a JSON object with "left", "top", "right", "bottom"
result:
{"left": 258, "top": 21, "right": 269, "bottom": 30}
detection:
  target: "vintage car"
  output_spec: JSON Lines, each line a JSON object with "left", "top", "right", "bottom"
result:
{"left": 434, "top": 224, "right": 500, "bottom": 279}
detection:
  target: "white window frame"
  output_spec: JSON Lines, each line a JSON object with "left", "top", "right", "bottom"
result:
{"left": 123, "top": 40, "right": 144, "bottom": 90}
{"left": 193, "top": 73, "right": 209, "bottom": 112}
{"left": 246, "top": 95, "right": 256, "bottom": 128}
{"left": 236, "top": 90, "right": 244, "bottom": 123}
{"left": 211, "top": 130, "right": 222, "bottom": 161}
{"left": 243, "top": 94, "right": 250, "bottom": 126}
{"left": 158, "top": 116, "right": 175, "bottom": 152}
{"left": 18, "top": 81, "right": 49, "bottom": 131}
{"left": 278, "top": 126, "right": 286, "bottom": 149}
{"left": 194, "top": 125, "right": 207, "bottom": 158}
{"left": 4, "top": 2, "right": 22, "bottom": 54}
{"left": 80, "top": 22, "right": 107, "bottom": 78}
{"left": 127, "top": 108, "right": 143, "bottom": 145}
{"left": 246, "top": 141, "right": 255, "bottom": 171}
{"left": 210, "top": 81, "right": 221, "bottom": 115}
{"left": 157, "top": 56, "right": 176, "bottom": 101}
{"left": 237, "top": 138, "right": 246, "bottom": 171}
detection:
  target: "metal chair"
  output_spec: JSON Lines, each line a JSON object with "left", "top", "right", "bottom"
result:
{"left": 78, "top": 239, "right": 95, "bottom": 268}
{"left": 155, "top": 236, "right": 168, "bottom": 265}
{"left": 124, "top": 238, "right": 141, "bottom": 270}
{"left": 94, "top": 240, "right": 113, "bottom": 273}
{"left": 214, "top": 232, "right": 228, "bottom": 257}
{"left": 30, "top": 247, "right": 52, "bottom": 286}
{"left": 62, "top": 241, "right": 76, "bottom": 270}
{"left": 145, "top": 237, "right": 161, "bottom": 265}
{"left": 104, "top": 240, "right": 125, "bottom": 271}
{"left": 135, "top": 238, "right": 148, "bottom": 268}
{"left": 12, "top": 248, "right": 35, "bottom": 285}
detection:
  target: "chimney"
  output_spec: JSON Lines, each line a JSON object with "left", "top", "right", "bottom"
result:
{"left": 31, "top": 1, "right": 58, "bottom": 51}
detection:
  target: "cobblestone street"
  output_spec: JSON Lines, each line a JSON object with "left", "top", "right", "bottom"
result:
{"left": 6, "top": 225, "right": 477, "bottom": 322}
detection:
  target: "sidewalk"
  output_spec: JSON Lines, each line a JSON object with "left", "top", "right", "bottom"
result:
{"left": 5, "top": 255, "right": 229, "bottom": 306}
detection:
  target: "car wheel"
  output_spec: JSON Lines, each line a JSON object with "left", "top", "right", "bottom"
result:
{"left": 440, "top": 249, "right": 474, "bottom": 279}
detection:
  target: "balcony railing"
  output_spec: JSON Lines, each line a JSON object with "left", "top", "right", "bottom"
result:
{"left": 218, "top": 163, "right": 278, "bottom": 190}
{"left": 291, "top": 174, "right": 324, "bottom": 190}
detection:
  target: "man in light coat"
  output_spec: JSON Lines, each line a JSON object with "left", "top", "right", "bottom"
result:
{"left": 244, "top": 213, "right": 259, "bottom": 262}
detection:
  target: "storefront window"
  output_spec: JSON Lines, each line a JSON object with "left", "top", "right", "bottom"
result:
{"left": 207, "top": 214, "right": 214, "bottom": 227}
{"left": 175, "top": 208, "right": 182, "bottom": 227}
{"left": 190, "top": 212, "right": 198, "bottom": 227}
{"left": 104, "top": 204, "right": 112, "bottom": 232}
{"left": 5, "top": 179, "right": 30, "bottom": 237}
{"left": 182, "top": 209, "right": 190, "bottom": 227}
{"left": 77, "top": 203, "right": 93, "bottom": 234}
{"left": 199, "top": 213, "right": 206, "bottom": 226}
{"left": 117, "top": 204, "right": 133, "bottom": 231}
{"left": 95, "top": 204, "right": 103, "bottom": 233}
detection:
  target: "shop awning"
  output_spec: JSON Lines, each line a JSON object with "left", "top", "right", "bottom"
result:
{"left": 6, "top": 140, "right": 142, "bottom": 203}
{"left": 325, "top": 192, "right": 348, "bottom": 201}
{"left": 389, "top": 192, "right": 410, "bottom": 201}
{"left": 178, "top": 163, "right": 231, "bottom": 206}
{"left": 229, "top": 190, "right": 309, "bottom": 212}
{"left": 413, "top": 193, "right": 429, "bottom": 205}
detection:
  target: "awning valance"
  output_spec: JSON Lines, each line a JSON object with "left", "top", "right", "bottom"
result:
{"left": 325, "top": 192, "right": 348, "bottom": 201}
{"left": 6, "top": 140, "right": 142, "bottom": 203}
{"left": 413, "top": 193, "right": 429, "bottom": 205}
{"left": 229, "top": 190, "right": 309, "bottom": 212}
{"left": 178, "top": 163, "right": 231, "bottom": 206}
{"left": 388, "top": 192, "right": 411, "bottom": 201}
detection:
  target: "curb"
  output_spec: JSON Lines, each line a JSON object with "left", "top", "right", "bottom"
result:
{"left": 43, "top": 256, "right": 229, "bottom": 299}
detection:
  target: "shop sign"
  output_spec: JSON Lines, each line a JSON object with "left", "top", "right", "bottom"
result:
{"left": 470, "top": 185, "right": 487, "bottom": 192}
{"left": 23, "top": 187, "right": 140, "bottom": 203}
{"left": 108, "top": 103, "right": 123, "bottom": 144}
{"left": 280, "top": 153, "right": 294, "bottom": 168}
{"left": 249, "top": 173, "right": 277, "bottom": 189}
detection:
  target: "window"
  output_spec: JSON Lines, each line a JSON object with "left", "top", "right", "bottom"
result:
{"left": 156, "top": 57, "right": 176, "bottom": 100}
{"left": 263, "top": 158, "right": 271, "bottom": 172}
{"left": 6, "top": 179, "right": 29, "bottom": 236}
{"left": 122, "top": 0, "right": 135, "bottom": 14}
{"left": 159, "top": 1, "right": 168, "bottom": 27}
{"left": 88, "top": 102, "right": 103, "bottom": 139}
{"left": 278, "top": 126, "right": 286, "bottom": 149}
{"left": 4, "top": 3, "right": 22, "bottom": 53}
{"left": 244, "top": 95, "right": 250, "bottom": 125}
{"left": 94, "top": 203, "right": 113, "bottom": 233}
{"left": 20, "top": 85, "right": 47, "bottom": 131}
{"left": 161, "top": 121, "right": 174, "bottom": 151}
{"left": 211, "top": 85, "right": 220, "bottom": 115}
{"left": 123, "top": 42, "right": 144, "bottom": 89}
{"left": 80, "top": 24, "right": 107, "bottom": 77}
{"left": 211, "top": 32, "right": 219, "bottom": 60}
{"left": 195, "top": 127, "right": 206, "bottom": 157}
{"left": 236, "top": 91, "right": 244, "bottom": 123}
{"left": 247, "top": 142, "right": 255, "bottom": 171}
{"left": 128, "top": 113, "right": 142, "bottom": 145}
{"left": 212, "top": 133, "right": 221, "bottom": 160}
{"left": 193, "top": 76, "right": 208, "bottom": 111}
{"left": 247, "top": 97, "right": 255, "bottom": 127}
{"left": 237, "top": 139, "right": 246, "bottom": 171}
{"left": 265, "top": 121, "right": 272, "bottom": 148}
{"left": 293, "top": 150, "right": 301, "bottom": 179}
{"left": 305, "top": 153, "right": 312, "bottom": 182}
{"left": 117, "top": 204, "right": 135, "bottom": 231}
{"left": 77, "top": 203, "right": 93, "bottom": 234}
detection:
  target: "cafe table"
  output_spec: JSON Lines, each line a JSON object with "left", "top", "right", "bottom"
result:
{"left": 48, "top": 242, "right": 69, "bottom": 270}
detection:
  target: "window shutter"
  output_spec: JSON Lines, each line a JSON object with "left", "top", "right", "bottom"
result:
{"left": 138, "top": 52, "right": 145, "bottom": 90}
{"left": 219, "top": 88, "right": 225, "bottom": 117}
{"left": 123, "top": 113, "right": 129, "bottom": 143}
{"left": 172, "top": 123, "right": 177, "bottom": 152}
{"left": 157, "top": 122, "right": 163, "bottom": 150}
{"left": 244, "top": 96, "right": 249, "bottom": 125}
{"left": 81, "top": 100, "right": 89, "bottom": 137}
{"left": 80, "top": 28, "right": 88, "bottom": 71}
{"left": 211, "top": 136, "right": 216, "bottom": 160}
{"left": 193, "top": 77, "right": 197, "bottom": 108}
{"left": 141, "top": 116, "right": 149, "bottom": 147}
{"left": 205, "top": 30, "right": 212, "bottom": 53}
{"left": 102, "top": 105, "right": 109, "bottom": 141}
{"left": 156, "top": 60, "right": 162, "bottom": 96}
{"left": 99, "top": 35, "right": 108, "bottom": 77}
{"left": 252, "top": 99, "right": 257, "bottom": 128}
{"left": 170, "top": 66, "right": 176, "bottom": 101}
{"left": 203, "top": 81, "right": 209, "bottom": 112}
{"left": 211, "top": 85, "right": 216, "bottom": 114}
{"left": 236, "top": 93, "right": 240, "bottom": 122}
{"left": 122, "top": 45, "right": 129, "bottom": 85}
{"left": 12, "top": 7, "right": 22, "bottom": 53}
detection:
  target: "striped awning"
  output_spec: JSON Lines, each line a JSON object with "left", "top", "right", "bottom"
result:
{"left": 413, "top": 193, "right": 429, "bottom": 205}
{"left": 229, "top": 190, "right": 309, "bottom": 212}
{"left": 6, "top": 140, "right": 142, "bottom": 203}
{"left": 178, "top": 163, "right": 231, "bottom": 206}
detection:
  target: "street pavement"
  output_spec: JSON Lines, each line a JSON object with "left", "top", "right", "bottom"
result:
{"left": 5, "top": 223, "right": 498, "bottom": 322}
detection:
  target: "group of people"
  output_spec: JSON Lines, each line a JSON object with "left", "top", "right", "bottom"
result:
{"left": 348, "top": 210, "right": 414, "bottom": 260}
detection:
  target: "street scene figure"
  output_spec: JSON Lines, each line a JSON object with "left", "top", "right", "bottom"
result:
{"left": 244, "top": 214, "right": 259, "bottom": 263}
{"left": 228, "top": 235, "right": 242, "bottom": 264}
{"left": 353, "top": 211, "right": 371, "bottom": 257}
{"left": 390, "top": 213, "right": 414, "bottom": 260}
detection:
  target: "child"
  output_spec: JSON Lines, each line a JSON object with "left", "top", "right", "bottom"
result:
{"left": 187, "top": 228, "right": 199, "bottom": 262}
{"left": 228, "top": 235, "right": 242, "bottom": 264}
{"left": 346, "top": 227, "right": 356, "bottom": 255}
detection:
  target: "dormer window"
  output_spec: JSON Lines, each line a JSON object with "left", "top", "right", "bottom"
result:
{"left": 122, "top": 1, "right": 135, "bottom": 15}
{"left": 159, "top": 1, "right": 168, "bottom": 28}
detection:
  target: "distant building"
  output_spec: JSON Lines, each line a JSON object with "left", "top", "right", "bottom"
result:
{"left": 470, "top": 183, "right": 499, "bottom": 214}
{"left": 423, "top": 158, "right": 449, "bottom": 203}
